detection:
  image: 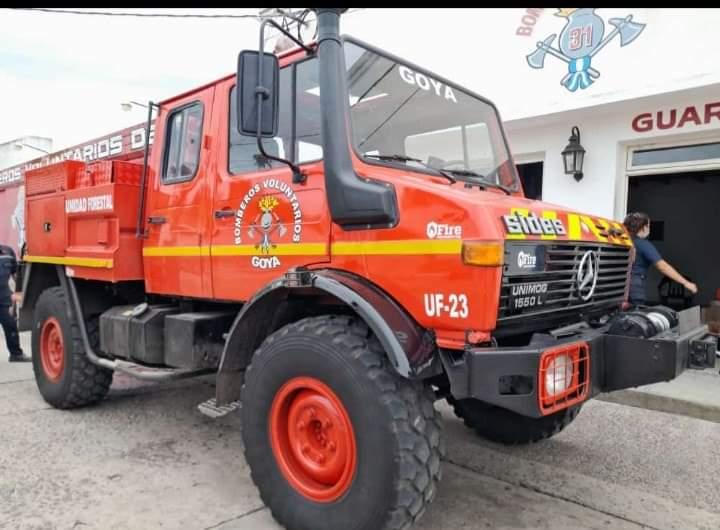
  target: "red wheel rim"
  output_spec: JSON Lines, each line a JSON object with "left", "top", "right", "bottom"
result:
{"left": 269, "top": 377, "right": 357, "bottom": 503}
{"left": 40, "top": 317, "right": 64, "bottom": 381}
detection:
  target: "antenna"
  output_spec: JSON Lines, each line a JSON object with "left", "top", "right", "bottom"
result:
{"left": 258, "top": 8, "right": 318, "bottom": 48}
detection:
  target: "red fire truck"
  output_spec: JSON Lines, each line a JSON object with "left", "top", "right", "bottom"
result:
{"left": 14, "top": 8, "right": 717, "bottom": 530}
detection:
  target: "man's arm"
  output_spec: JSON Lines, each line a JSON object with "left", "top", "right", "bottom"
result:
{"left": 8, "top": 247, "right": 18, "bottom": 277}
{"left": 0, "top": 246, "right": 21, "bottom": 306}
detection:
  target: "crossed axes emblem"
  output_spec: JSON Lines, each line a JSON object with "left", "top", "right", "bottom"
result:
{"left": 527, "top": 13, "right": 646, "bottom": 92}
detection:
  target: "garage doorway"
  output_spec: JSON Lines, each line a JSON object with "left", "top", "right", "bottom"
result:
{"left": 626, "top": 139, "right": 720, "bottom": 307}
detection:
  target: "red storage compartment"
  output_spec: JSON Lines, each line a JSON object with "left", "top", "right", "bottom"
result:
{"left": 24, "top": 160, "right": 145, "bottom": 282}
{"left": 74, "top": 160, "right": 142, "bottom": 188}
{"left": 25, "top": 161, "right": 85, "bottom": 197}
{"left": 26, "top": 195, "right": 67, "bottom": 257}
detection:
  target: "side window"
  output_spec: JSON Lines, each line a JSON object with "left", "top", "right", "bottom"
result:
{"left": 229, "top": 67, "right": 292, "bottom": 175}
{"left": 295, "top": 58, "right": 323, "bottom": 163}
{"left": 162, "top": 103, "right": 203, "bottom": 184}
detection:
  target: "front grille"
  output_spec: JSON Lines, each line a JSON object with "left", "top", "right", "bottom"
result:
{"left": 497, "top": 242, "right": 631, "bottom": 327}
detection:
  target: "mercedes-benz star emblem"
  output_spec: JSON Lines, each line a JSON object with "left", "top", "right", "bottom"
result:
{"left": 576, "top": 250, "right": 599, "bottom": 301}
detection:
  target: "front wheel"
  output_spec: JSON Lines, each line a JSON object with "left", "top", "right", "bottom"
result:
{"left": 241, "top": 315, "right": 444, "bottom": 530}
{"left": 448, "top": 397, "right": 581, "bottom": 445}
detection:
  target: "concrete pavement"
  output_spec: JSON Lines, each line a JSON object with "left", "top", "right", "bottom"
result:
{"left": 598, "top": 359, "right": 720, "bottom": 423}
{"left": 2, "top": 331, "right": 720, "bottom": 529}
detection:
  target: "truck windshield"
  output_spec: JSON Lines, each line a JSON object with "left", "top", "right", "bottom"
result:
{"left": 343, "top": 39, "right": 519, "bottom": 190}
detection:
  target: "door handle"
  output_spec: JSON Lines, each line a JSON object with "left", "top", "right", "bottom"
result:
{"left": 214, "top": 209, "right": 236, "bottom": 219}
{"left": 147, "top": 216, "right": 167, "bottom": 225}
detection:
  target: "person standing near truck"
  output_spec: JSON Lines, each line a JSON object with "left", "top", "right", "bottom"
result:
{"left": 0, "top": 244, "right": 30, "bottom": 362}
{"left": 11, "top": 185, "right": 26, "bottom": 252}
{"left": 623, "top": 212, "right": 698, "bottom": 306}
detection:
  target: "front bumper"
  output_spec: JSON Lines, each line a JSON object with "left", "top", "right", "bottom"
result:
{"left": 440, "top": 306, "right": 715, "bottom": 418}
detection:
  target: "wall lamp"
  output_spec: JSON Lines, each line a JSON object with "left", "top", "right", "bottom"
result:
{"left": 562, "top": 126, "right": 585, "bottom": 182}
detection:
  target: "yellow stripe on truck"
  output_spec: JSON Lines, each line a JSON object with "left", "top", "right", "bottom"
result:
{"left": 567, "top": 213, "right": 582, "bottom": 241}
{"left": 540, "top": 211, "right": 558, "bottom": 241}
{"left": 142, "top": 240, "right": 462, "bottom": 258}
{"left": 211, "top": 243, "right": 328, "bottom": 256}
{"left": 332, "top": 240, "right": 461, "bottom": 255}
{"left": 24, "top": 255, "right": 114, "bottom": 268}
{"left": 142, "top": 244, "right": 327, "bottom": 257}
{"left": 142, "top": 246, "right": 211, "bottom": 257}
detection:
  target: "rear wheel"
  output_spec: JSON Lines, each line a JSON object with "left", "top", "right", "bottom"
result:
{"left": 32, "top": 286, "right": 113, "bottom": 409}
{"left": 448, "top": 397, "right": 581, "bottom": 445}
{"left": 241, "top": 315, "right": 444, "bottom": 530}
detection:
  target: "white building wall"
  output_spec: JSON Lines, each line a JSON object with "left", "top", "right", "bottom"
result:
{"left": 0, "top": 136, "right": 53, "bottom": 170}
{"left": 342, "top": 8, "right": 720, "bottom": 122}
{"left": 504, "top": 83, "right": 720, "bottom": 220}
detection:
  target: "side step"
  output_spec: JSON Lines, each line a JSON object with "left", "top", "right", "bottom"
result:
{"left": 114, "top": 360, "right": 213, "bottom": 382}
{"left": 197, "top": 397, "right": 241, "bottom": 418}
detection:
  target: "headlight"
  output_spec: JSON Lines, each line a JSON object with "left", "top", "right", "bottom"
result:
{"left": 544, "top": 354, "right": 574, "bottom": 396}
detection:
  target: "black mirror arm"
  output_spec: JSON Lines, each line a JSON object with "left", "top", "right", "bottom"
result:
{"left": 254, "top": 131, "right": 306, "bottom": 184}
{"left": 254, "top": 17, "right": 309, "bottom": 184}
{"left": 259, "top": 18, "right": 315, "bottom": 55}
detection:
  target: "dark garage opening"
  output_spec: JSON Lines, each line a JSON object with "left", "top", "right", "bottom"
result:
{"left": 516, "top": 161, "right": 543, "bottom": 200}
{"left": 627, "top": 169, "right": 720, "bottom": 307}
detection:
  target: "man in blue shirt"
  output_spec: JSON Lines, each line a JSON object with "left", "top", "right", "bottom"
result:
{"left": 623, "top": 212, "right": 697, "bottom": 306}
{"left": 0, "top": 244, "right": 30, "bottom": 362}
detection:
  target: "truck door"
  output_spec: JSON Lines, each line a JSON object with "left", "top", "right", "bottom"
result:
{"left": 143, "top": 88, "right": 215, "bottom": 298}
{"left": 210, "top": 59, "right": 330, "bottom": 301}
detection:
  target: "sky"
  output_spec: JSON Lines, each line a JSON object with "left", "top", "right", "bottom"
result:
{"left": 2, "top": 8, "right": 719, "bottom": 159}
{"left": 0, "top": 8, "right": 291, "bottom": 151}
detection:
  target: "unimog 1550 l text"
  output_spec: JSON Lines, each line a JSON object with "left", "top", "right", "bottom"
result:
{"left": 17, "top": 8, "right": 716, "bottom": 530}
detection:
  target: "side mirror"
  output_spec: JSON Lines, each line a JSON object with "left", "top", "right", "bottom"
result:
{"left": 237, "top": 50, "right": 279, "bottom": 138}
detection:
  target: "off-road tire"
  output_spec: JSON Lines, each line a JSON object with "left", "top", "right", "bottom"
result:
{"left": 448, "top": 397, "right": 581, "bottom": 445}
{"left": 32, "top": 286, "right": 113, "bottom": 409}
{"left": 241, "top": 315, "right": 445, "bottom": 530}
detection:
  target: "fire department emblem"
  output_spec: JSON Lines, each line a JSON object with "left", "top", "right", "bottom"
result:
{"left": 526, "top": 9, "right": 646, "bottom": 92}
{"left": 248, "top": 196, "right": 287, "bottom": 254}
{"left": 233, "top": 179, "right": 304, "bottom": 269}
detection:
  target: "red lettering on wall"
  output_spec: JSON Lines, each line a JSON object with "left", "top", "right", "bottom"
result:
{"left": 632, "top": 103, "right": 720, "bottom": 133}
{"left": 677, "top": 106, "right": 702, "bottom": 128}
{"left": 656, "top": 109, "right": 677, "bottom": 130}
{"left": 632, "top": 113, "right": 653, "bottom": 133}
{"left": 705, "top": 102, "right": 720, "bottom": 125}
{"left": 516, "top": 8, "right": 544, "bottom": 37}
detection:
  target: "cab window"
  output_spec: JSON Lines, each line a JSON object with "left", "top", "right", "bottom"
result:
{"left": 162, "top": 102, "right": 203, "bottom": 184}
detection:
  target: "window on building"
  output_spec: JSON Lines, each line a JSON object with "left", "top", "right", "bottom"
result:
{"left": 163, "top": 103, "right": 203, "bottom": 184}
{"left": 631, "top": 142, "right": 720, "bottom": 167}
{"left": 516, "top": 161, "right": 543, "bottom": 200}
{"left": 229, "top": 67, "right": 293, "bottom": 174}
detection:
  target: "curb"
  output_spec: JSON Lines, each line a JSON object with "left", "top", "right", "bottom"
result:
{"left": 596, "top": 389, "right": 720, "bottom": 424}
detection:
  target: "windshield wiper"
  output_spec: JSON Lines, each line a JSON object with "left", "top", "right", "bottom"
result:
{"left": 443, "top": 169, "right": 512, "bottom": 195}
{"left": 364, "top": 154, "right": 457, "bottom": 184}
